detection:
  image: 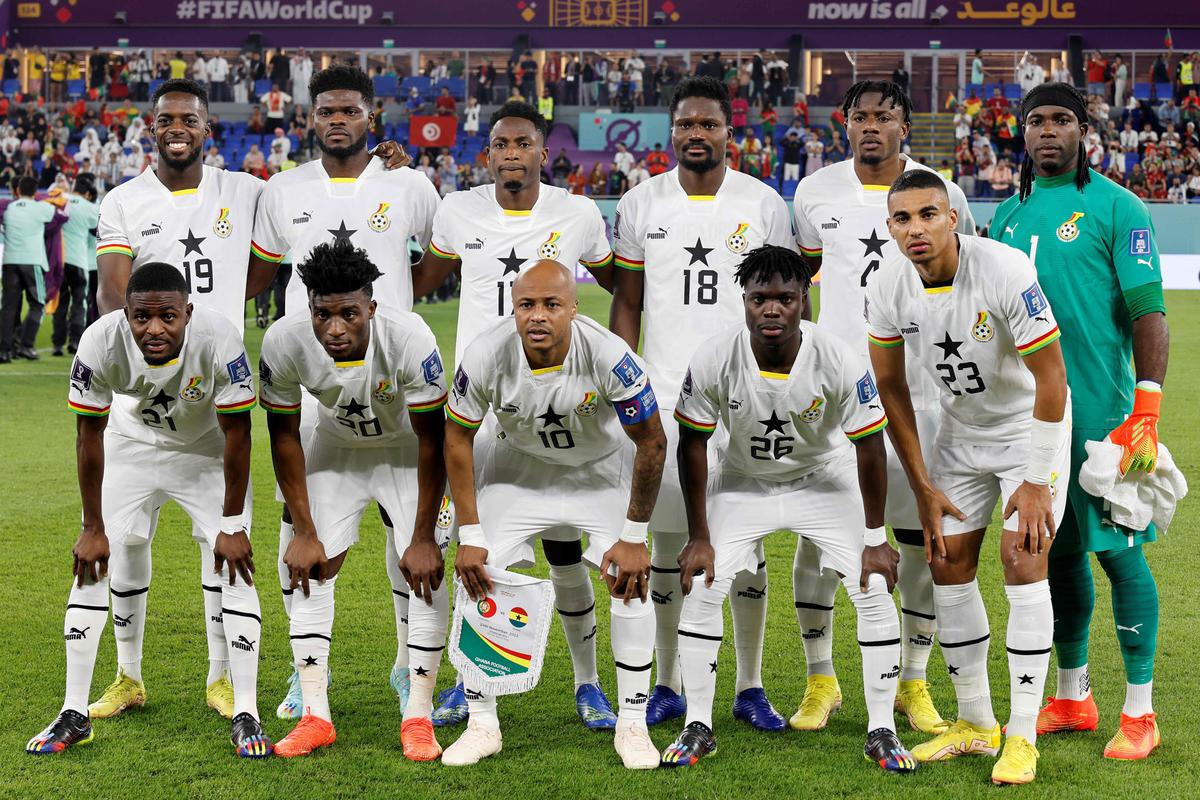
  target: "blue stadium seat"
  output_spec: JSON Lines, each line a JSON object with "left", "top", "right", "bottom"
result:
{"left": 401, "top": 76, "right": 432, "bottom": 96}
{"left": 66, "top": 79, "right": 86, "bottom": 98}
{"left": 1003, "top": 84, "right": 1021, "bottom": 102}
{"left": 373, "top": 75, "right": 399, "bottom": 99}
{"left": 964, "top": 83, "right": 983, "bottom": 97}
{"left": 1155, "top": 82, "right": 1173, "bottom": 100}
{"left": 1132, "top": 83, "right": 1152, "bottom": 101}
{"left": 2, "top": 79, "right": 20, "bottom": 95}
{"left": 984, "top": 82, "right": 1001, "bottom": 97}
{"left": 149, "top": 79, "right": 164, "bottom": 97}
{"left": 254, "top": 79, "right": 272, "bottom": 98}
{"left": 444, "top": 77, "right": 466, "bottom": 99}
{"left": 1124, "top": 152, "right": 1140, "bottom": 172}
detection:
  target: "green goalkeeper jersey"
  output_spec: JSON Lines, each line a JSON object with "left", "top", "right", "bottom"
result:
{"left": 990, "top": 169, "right": 1164, "bottom": 430}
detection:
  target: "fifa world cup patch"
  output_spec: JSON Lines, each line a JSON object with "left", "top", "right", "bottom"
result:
{"left": 799, "top": 398, "right": 824, "bottom": 423}
{"left": 1129, "top": 228, "right": 1152, "bottom": 256}
{"left": 1021, "top": 283, "right": 1048, "bottom": 318}
{"left": 453, "top": 366, "right": 470, "bottom": 399}
{"left": 422, "top": 351, "right": 444, "bottom": 384}
{"left": 538, "top": 231, "right": 562, "bottom": 260}
{"left": 213, "top": 208, "right": 233, "bottom": 239}
{"left": 726, "top": 223, "right": 750, "bottom": 254}
{"left": 259, "top": 360, "right": 274, "bottom": 386}
{"left": 70, "top": 358, "right": 94, "bottom": 391}
{"left": 180, "top": 376, "right": 205, "bottom": 402}
{"left": 856, "top": 373, "right": 878, "bottom": 404}
{"left": 226, "top": 353, "right": 252, "bottom": 383}
{"left": 1056, "top": 211, "right": 1085, "bottom": 242}
{"left": 574, "top": 391, "right": 599, "bottom": 417}
{"left": 368, "top": 202, "right": 391, "bottom": 233}
{"left": 373, "top": 379, "right": 396, "bottom": 404}
{"left": 612, "top": 353, "right": 644, "bottom": 388}
{"left": 971, "top": 311, "right": 994, "bottom": 342}
{"left": 681, "top": 368, "right": 694, "bottom": 397}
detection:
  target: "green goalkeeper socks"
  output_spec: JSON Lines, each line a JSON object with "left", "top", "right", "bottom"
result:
{"left": 1047, "top": 548, "right": 1094, "bottom": 670}
{"left": 1097, "top": 545, "right": 1159, "bottom": 685}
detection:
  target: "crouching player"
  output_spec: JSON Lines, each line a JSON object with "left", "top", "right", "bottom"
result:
{"left": 868, "top": 170, "right": 1070, "bottom": 785}
{"left": 662, "top": 245, "right": 915, "bottom": 772}
{"left": 444, "top": 260, "right": 666, "bottom": 769}
{"left": 27, "top": 263, "right": 268, "bottom": 757}
{"left": 260, "top": 240, "right": 451, "bottom": 760}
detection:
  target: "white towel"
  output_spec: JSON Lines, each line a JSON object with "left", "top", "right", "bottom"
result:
{"left": 1077, "top": 438, "right": 1188, "bottom": 533}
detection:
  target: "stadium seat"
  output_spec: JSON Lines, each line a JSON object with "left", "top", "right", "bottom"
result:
{"left": 1155, "top": 82, "right": 1173, "bottom": 101}
{"left": 444, "top": 77, "right": 466, "bottom": 99}
{"left": 1125, "top": 152, "right": 1140, "bottom": 172}
{"left": 1003, "top": 84, "right": 1021, "bottom": 102}
{"left": 66, "top": 80, "right": 86, "bottom": 98}
{"left": 2, "top": 79, "right": 19, "bottom": 94}
{"left": 254, "top": 79, "right": 272, "bottom": 98}
{"left": 1133, "top": 83, "right": 1152, "bottom": 101}
{"left": 149, "top": 79, "right": 164, "bottom": 97}
{"left": 374, "top": 75, "right": 399, "bottom": 99}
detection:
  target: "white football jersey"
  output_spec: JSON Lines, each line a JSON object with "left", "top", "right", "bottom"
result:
{"left": 259, "top": 309, "right": 448, "bottom": 448}
{"left": 251, "top": 159, "right": 440, "bottom": 315}
{"left": 676, "top": 322, "right": 887, "bottom": 483}
{"left": 866, "top": 235, "right": 1062, "bottom": 446}
{"left": 96, "top": 165, "right": 263, "bottom": 337}
{"left": 612, "top": 167, "right": 795, "bottom": 401}
{"left": 448, "top": 315, "right": 657, "bottom": 468}
{"left": 68, "top": 307, "right": 256, "bottom": 448}
{"left": 794, "top": 156, "right": 975, "bottom": 409}
{"left": 428, "top": 183, "right": 613, "bottom": 366}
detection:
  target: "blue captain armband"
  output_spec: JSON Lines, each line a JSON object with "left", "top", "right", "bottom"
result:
{"left": 613, "top": 383, "right": 658, "bottom": 425}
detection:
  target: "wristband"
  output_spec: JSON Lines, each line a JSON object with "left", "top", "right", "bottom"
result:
{"left": 864, "top": 526, "right": 887, "bottom": 547}
{"left": 619, "top": 518, "right": 649, "bottom": 545}
{"left": 1025, "top": 417, "right": 1067, "bottom": 485}
{"left": 457, "top": 523, "right": 488, "bottom": 549}
{"left": 219, "top": 514, "right": 244, "bottom": 533}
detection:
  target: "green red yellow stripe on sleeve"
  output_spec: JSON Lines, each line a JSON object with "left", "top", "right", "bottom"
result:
{"left": 97, "top": 242, "right": 133, "bottom": 258}
{"left": 674, "top": 409, "right": 717, "bottom": 433}
{"left": 582, "top": 252, "right": 614, "bottom": 268}
{"left": 1016, "top": 326, "right": 1060, "bottom": 356}
{"left": 429, "top": 242, "right": 459, "bottom": 260}
{"left": 261, "top": 398, "right": 301, "bottom": 414}
{"left": 846, "top": 416, "right": 888, "bottom": 440}
{"left": 614, "top": 255, "right": 644, "bottom": 271}
{"left": 250, "top": 241, "right": 285, "bottom": 263}
{"left": 409, "top": 393, "right": 448, "bottom": 413}
{"left": 216, "top": 397, "right": 258, "bottom": 414}
{"left": 68, "top": 400, "right": 110, "bottom": 417}
{"left": 799, "top": 245, "right": 823, "bottom": 258}
{"left": 447, "top": 406, "right": 482, "bottom": 428}
{"left": 868, "top": 332, "right": 904, "bottom": 348}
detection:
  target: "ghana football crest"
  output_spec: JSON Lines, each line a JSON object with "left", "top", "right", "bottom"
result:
{"left": 799, "top": 398, "right": 824, "bottom": 423}
{"left": 574, "top": 391, "right": 598, "bottom": 417}
{"left": 213, "top": 208, "right": 232, "bottom": 238}
{"left": 180, "top": 376, "right": 205, "bottom": 402}
{"left": 538, "top": 231, "right": 562, "bottom": 260}
{"left": 373, "top": 379, "right": 396, "bottom": 404}
{"left": 1056, "top": 211, "right": 1085, "bottom": 242}
{"left": 368, "top": 202, "right": 392, "bottom": 232}
{"left": 971, "top": 311, "right": 994, "bottom": 342}
{"left": 726, "top": 222, "right": 750, "bottom": 254}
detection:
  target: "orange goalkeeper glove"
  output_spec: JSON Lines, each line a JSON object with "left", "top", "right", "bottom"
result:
{"left": 1108, "top": 382, "right": 1162, "bottom": 475}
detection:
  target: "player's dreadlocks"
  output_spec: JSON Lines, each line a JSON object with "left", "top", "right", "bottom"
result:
{"left": 734, "top": 245, "right": 813, "bottom": 291}
{"left": 1017, "top": 82, "right": 1091, "bottom": 201}
{"left": 670, "top": 75, "right": 732, "bottom": 125}
{"left": 841, "top": 80, "right": 912, "bottom": 124}
{"left": 308, "top": 63, "right": 375, "bottom": 105}
{"left": 126, "top": 262, "right": 189, "bottom": 298}
{"left": 152, "top": 78, "right": 209, "bottom": 112}
{"left": 298, "top": 239, "right": 383, "bottom": 298}
{"left": 488, "top": 100, "right": 548, "bottom": 142}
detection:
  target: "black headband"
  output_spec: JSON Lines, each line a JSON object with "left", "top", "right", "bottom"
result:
{"left": 1020, "top": 82, "right": 1088, "bottom": 126}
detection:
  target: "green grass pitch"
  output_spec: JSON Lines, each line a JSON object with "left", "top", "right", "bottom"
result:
{"left": 2, "top": 286, "right": 1197, "bottom": 799}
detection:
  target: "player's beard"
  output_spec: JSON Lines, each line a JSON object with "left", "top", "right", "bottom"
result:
{"left": 159, "top": 142, "right": 202, "bottom": 170}
{"left": 317, "top": 130, "right": 369, "bottom": 159}
{"left": 501, "top": 179, "right": 524, "bottom": 192}
{"left": 680, "top": 146, "right": 722, "bottom": 174}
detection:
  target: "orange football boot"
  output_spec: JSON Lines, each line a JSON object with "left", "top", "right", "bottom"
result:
{"left": 401, "top": 717, "right": 442, "bottom": 761}
{"left": 1104, "top": 712, "right": 1160, "bottom": 760}
{"left": 1036, "top": 695, "right": 1099, "bottom": 735}
{"left": 274, "top": 712, "right": 337, "bottom": 757}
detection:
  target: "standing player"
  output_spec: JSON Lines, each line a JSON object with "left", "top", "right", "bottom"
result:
{"left": 610, "top": 75, "right": 794, "bottom": 730}
{"left": 991, "top": 83, "right": 1170, "bottom": 760}
{"left": 260, "top": 241, "right": 450, "bottom": 760}
{"left": 412, "top": 100, "right": 617, "bottom": 729}
{"left": 26, "top": 263, "right": 269, "bottom": 757}
{"left": 444, "top": 261, "right": 665, "bottom": 769}
{"left": 789, "top": 80, "right": 976, "bottom": 735}
{"left": 664, "top": 246, "right": 916, "bottom": 772}
{"left": 51, "top": 174, "right": 101, "bottom": 356}
{"left": 92, "top": 78, "right": 266, "bottom": 721}
{"left": 249, "top": 64, "right": 442, "bottom": 720}
{"left": 869, "top": 170, "right": 1069, "bottom": 785}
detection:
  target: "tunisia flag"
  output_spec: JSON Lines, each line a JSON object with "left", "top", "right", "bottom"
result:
{"left": 410, "top": 116, "right": 457, "bottom": 148}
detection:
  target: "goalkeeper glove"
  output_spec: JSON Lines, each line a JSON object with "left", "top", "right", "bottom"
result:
{"left": 1107, "top": 381, "right": 1162, "bottom": 475}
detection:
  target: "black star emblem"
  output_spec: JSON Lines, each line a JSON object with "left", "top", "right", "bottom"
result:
{"left": 709, "top": 661, "right": 718, "bottom": 673}
{"left": 758, "top": 410, "right": 790, "bottom": 435}
{"left": 934, "top": 332, "right": 964, "bottom": 361}
{"left": 1018, "top": 673, "right": 1034, "bottom": 685}
{"left": 303, "top": 655, "right": 318, "bottom": 666}
{"left": 148, "top": 388, "right": 174, "bottom": 411}
{"left": 498, "top": 247, "right": 527, "bottom": 276}
{"left": 328, "top": 220, "right": 357, "bottom": 243}
{"left": 536, "top": 404, "right": 566, "bottom": 428}
{"left": 683, "top": 237, "right": 713, "bottom": 266}
{"left": 178, "top": 228, "right": 206, "bottom": 257}
{"left": 947, "top": 664, "right": 959, "bottom": 675}
{"left": 859, "top": 228, "right": 888, "bottom": 258}
{"left": 338, "top": 397, "right": 369, "bottom": 418}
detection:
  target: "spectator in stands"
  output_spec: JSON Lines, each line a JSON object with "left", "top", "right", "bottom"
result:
{"left": 995, "top": 108, "right": 1020, "bottom": 155}
{"left": 476, "top": 59, "right": 496, "bottom": 105}
{"left": 937, "top": 159, "right": 954, "bottom": 181}
{"left": 207, "top": 53, "right": 230, "bottom": 103}
{"left": 204, "top": 146, "right": 225, "bottom": 169}
{"left": 47, "top": 53, "right": 67, "bottom": 104}
{"left": 955, "top": 137, "right": 976, "bottom": 197}
{"left": 539, "top": 87, "right": 555, "bottom": 128}
{"left": 1112, "top": 56, "right": 1128, "bottom": 109}
{"left": 1139, "top": 122, "right": 1159, "bottom": 153}
{"left": 803, "top": 132, "right": 824, "bottom": 177}
{"left": 1118, "top": 119, "right": 1140, "bottom": 153}
{"left": 550, "top": 149, "right": 572, "bottom": 187}
{"left": 429, "top": 58, "right": 449, "bottom": 83}
{"left": 262, "top": 83, "right": 291, "bottom": 128}
{"left": 269, "top": 49, "right": 290, "bottom": 92}
{"left": 1151, "top": 53, "right": 1171, "bottom": 88}
{"left": 0, "top": 128, "right": 20, "bottom": 169}
{"left": 1168, "top": 177, "right": 1187, "bottom": 203}
{"left": 986, "top": 86, "right": 1009, "bottom": 117}
{"left": 741, "top": 131, "right": 762, "bottom": 177}
{"left": 826, "top": 129, "right": 846, "bottom": 163}
{"left": 780, "top": 129, "right": 803, "bottom": 184}
{"left": 406, "top": 87, "right": 427, "bottom": 116}
{"left": 1182, "top": 89, "right": 1200, "bottom": 125}
{"left": 19, "top": 131, "right": 38, "bottom": 163}
{"left": 760, "top": 102, "right": 778, "bottom": 144}
{"left": 267, "top": 141, "right": 288, "bottom": 175}
{"left": 190, "top": 51, "right": 209, "bottom": 92}
{"left": 650, "top": 59, "right": 674, "bottom": 107}
{"left": 246, "top": 104, "right": 265, "bottom": 134}
{"left": 591, "top": 58, "right": 606, "bottom": 104}
{"left": 1, "top": 175, "right": 67, "bottom": 362}
{"left": 612, "top": 142, "right": 634, "bottom": 176}
{"left": 990, "top": 156, "right": 1014, "bottom": 197}
{"left": 1176, "top": 53, "right": 1198, "bottom": 103}
{"left": 291, "top": 48, "right": 313, "bottom": 107}
{"left": 1160, "top": 97, "right": 1181, "bottom": 129}
{"left": 1188, "top": 165, "right": 1200, "bottom": 198}
{"left": 606, "top": 62, "right": 621, "bottom": 107}
{"left": 435, "top": 87, "right": 457, "bottom": 116}
{"left": 271, "top": 127, "right": 291, "bottom": 159}
{"left": 519, "top": 51, "right": 538, "bottom": 104}
{"left": 646, "top": 143, "right": 669, "bottom": 176}
{"left": 587, "top": 162, "right": 606, "bottom": 196}
{"left": 627, "top": 158, "right": 651, "bottom": 187}
{"left": 1161, "top": 122, "right": 1181, "bottom": 152}
{"left": 792, "top": 92, "right": 809, "bottom": 126}
{"left": 567, "top": 163, "right": 586, "bottom": 195}
{"left": 169, "top": 52, "right": 187, "bottom": 81}
{"left": 1017, "top": 53, "right": 1045, "bottom": 97}
{"left": 543, "top": 52, "right": 561, "bottom": 103}
{"left": 606, "top": 160, "right": 628, "bottom": 196}
{"left": 1051, "top": 59, "right": 1071, "bottom": 85}
{"left": 730, "top": 90, "right": 749, "bottom": 138}
{"left": 463, "top": 96, "right": 481, "bottom": 138}
{"left": 1087, "top": 51, "right": 1108, "bottom": 98}
{"left": 416, "top": 153, "right": 436, "bottom": 184}
{"left": 242, "top": 143, "right": 267, "bottom": 179}
{"left": 128, "top": 50, "right": 152, "bottom": 102}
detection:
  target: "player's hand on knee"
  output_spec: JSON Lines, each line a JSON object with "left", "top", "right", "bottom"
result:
{"left": 284, "top": 533, "right": 328, "bottom": 597}
{"left": 214, "top": 530, "right": 255, "bottom": 587}
{"left": 369, "top": 140, "right": 413, "bottom": 170}
{"left": 72, "top": 524, "right": 109, "bottom": 587}
{"left": 917, "top": 486, "right": 965, "bottom": 563}
{"left": 677, "top": 538, "right": 715, "bottom": 596}
{"left": 1004, "top": 481, "right": 1055, "bottom": 556}
{"left": 859, "top": 542, "right": 900, "bottom": 593}
{"left": 400, "top": 538, "right": 445, "bottom": 605}
{"left": 454, "top": 545, "right": 492, "bottom": 601}
{"left": 601, "top": 542, "right": 650, "bottom": 603}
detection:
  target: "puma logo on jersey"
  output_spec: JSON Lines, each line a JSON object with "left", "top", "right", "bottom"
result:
{"left": 141, "top": 222, "right": 162, "bottom": 237}
{"left": 1004, "top": 224, "right": 1019, "bottom": 237}
{"left": 1137, "top": 258, "right": 1155, "bottom": 269}
{"left": 1117, "top": 623, "right": 1144, "bottom": 635}
{"left": 646, "top": 227, "right": 669, "bottom": 240}
{"left": 1034, "top": 315, "right": 1048, "bottom": 323}
{"left": 465, "top": 237, "right": 485, "bottom": 250}
{"left": 821, "top": 217, "right": 841, "bottom": 230}
{"left": 292, "top": 211, "right": 312, "bottom": 224}
{"left": 902, "top": 321, "right": 919, "bottom": 334}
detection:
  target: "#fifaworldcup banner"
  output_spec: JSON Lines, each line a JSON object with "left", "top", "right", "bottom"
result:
{"left": 449, "top": 567, "right": 554, "bottom": 695}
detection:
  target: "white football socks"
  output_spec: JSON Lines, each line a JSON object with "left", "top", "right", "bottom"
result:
{"left": 610, "top": 594, "right": 655, "bottom": 724}
{"left": 649, "top": 529, "right": 688, "bottom": 693}
{"left": 934, "top": 580, "right": 996, "bottom": 729}
{"left": 897, "top": 543, "right": 937, "bottom": 682}
{"left": 290, "top": 576, "right": 335, "bottom": 721}
{"left": 62, "top": 578, "right": 110, "bottom": 714}
{"left": 1056, "top": 664, "right": 1091, "bottom": 701}
{"left": 110, "top": 537, "right": 151, "bottom": 684}
{"left": 549, "top": 562, "right": 600, "bottom": 688}
{"left": 403, "top": 579, "right": 449, "bottom": 721}
{"left": 383, "top": 525, "right": 410, "bottom": 673}
{"left": 1005, "top": 580, "right": 1053, "bottom": 743}
{"left": 277, "top": 518, "right": 294, "bottom": 617}
{"left": 219, "top": 563, "right": 263, "bottom": 720}
{"left": 677, "top": 577, "right": 728, "bottom": 731}
{"left": 793, "top": 537, "right": 837, "bottom": 677}
{"left": 844, "top": 573, "right": 902, "bottom": 733}
{"left": 199, "top": 540, "right": 229, "bottom": 685}
{"left": 730, "top": 550, "right": 768, "bottom": 694}
{"left": 1124, "top": 680, "right": 1154, "bottom": 717}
